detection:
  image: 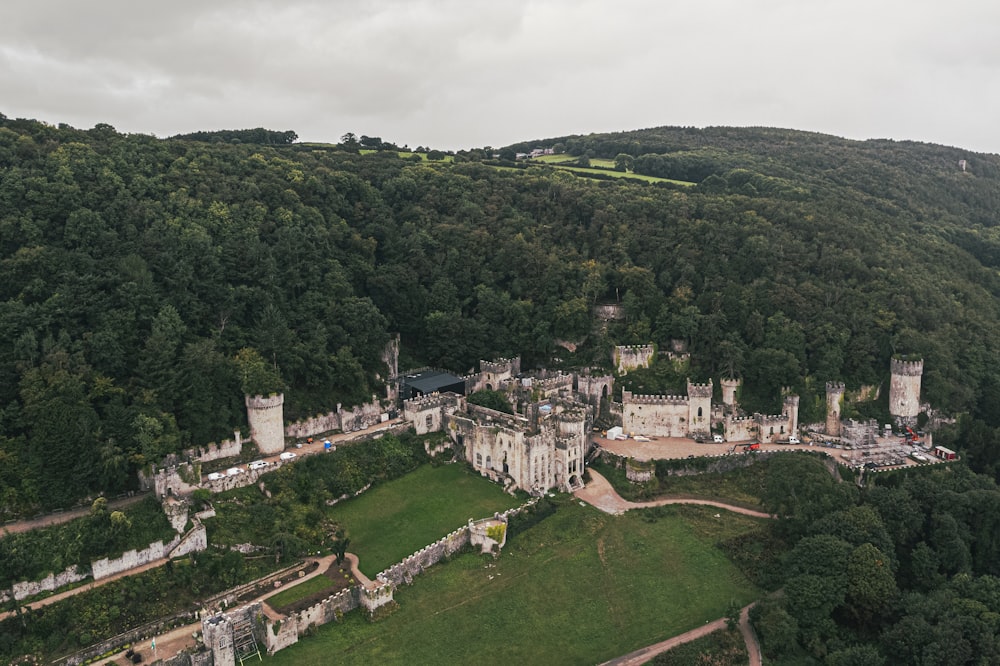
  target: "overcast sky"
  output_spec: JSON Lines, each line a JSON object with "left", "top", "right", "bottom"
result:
{"left": 2, "top": 0, "right": 999, "bottom": 154}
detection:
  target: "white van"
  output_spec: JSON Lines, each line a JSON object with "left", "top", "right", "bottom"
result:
{"left": 789, "top": 436, "right": 800, "bottom": 445}
{"left": 207, "top": 472, "right": 225, "bottom": 481}
{"left": 279, "top": 451, "right": 297, "bottom": 461}
{"left": 248, "top": 460, "right": 269, "bottom": 471}
{"left": 713, "top": 434, "right": 725, "bottom": 443}
{"left": 226, "top": 467, "right": 244, "bottom": 476}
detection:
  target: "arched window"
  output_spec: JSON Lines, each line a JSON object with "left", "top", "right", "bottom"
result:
{"left": 697, "top": 406, "right": 703, "bottom": 418}
{"left": 486, "top": 455, "right": 492, "bottom": 469}
{"left": 476, "top": 453, "right": 482, "bottom": 467}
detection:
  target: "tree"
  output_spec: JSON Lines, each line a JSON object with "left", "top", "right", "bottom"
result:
{"left": 614, "top": 153, "right": 634, "bottom": 172}
{"left": 467, "top": 390, "right": 513, "bottom": 414}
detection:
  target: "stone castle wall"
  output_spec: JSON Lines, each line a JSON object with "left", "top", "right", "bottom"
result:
{"left": 285, "top": 395, "right": 391, "bottom": 440}
{"left": 613, "top": 344, "right": 656, "bottom": 374}
{"left": 890, "top": 358, "right": 923, "bottom": 421}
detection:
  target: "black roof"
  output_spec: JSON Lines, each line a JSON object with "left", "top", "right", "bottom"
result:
{"left": 403, "top": 370, "right": 465, "bottom": 394}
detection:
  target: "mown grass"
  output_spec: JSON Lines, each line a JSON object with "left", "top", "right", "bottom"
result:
{"left": 266, "top": 500, "right": 761, "bottom": 665}
{"left": 265, "top": 572, "right": 338, "bottom": 609}
{"left": 328, "top": 464, "right": 522, "bottom": 576}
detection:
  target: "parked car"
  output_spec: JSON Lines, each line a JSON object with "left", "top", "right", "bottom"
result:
{"left": 248, "top": 460, "right": 269, "bottom": 471}
{"left": 279, "top": 451, "right": 297, "bottom": 461}
{"left": 713, "top": 434, "right": 725, "bottom": 443}
{"left": 207, "top": 472, "right": 224, "bottom": 481}
{"left": 226, "top": 467, "right": 244, "bottom": 476}
{"left": 789, "top": 436, "right": 800, "bottom": 444}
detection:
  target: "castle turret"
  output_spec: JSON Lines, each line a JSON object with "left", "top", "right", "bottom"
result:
{"left": 687, "top": 378, "right": 713, "bottom": 437}
{"left": 245, "top": 393, "right": 285, "bottom": 455}
{"left": 825, "top": 382, "right": 845, "bottom": 437}
{"left": 889, "top": 358, "right": 923, "bottom": 426}
{"left": 783, "top": 394, "right": 800, "bottom": 436}
{"left": 721, "top": 377, "right": 741, "bottom": 409}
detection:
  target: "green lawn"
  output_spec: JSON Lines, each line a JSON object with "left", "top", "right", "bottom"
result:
{"left": 267, "top": 500, "right": 761, "bottom": 665}
{"left": 327, "top": 464, "right": 522, "bottom": 576}
{"left": 264, "top": 571, "right": 345, "bottom": 611}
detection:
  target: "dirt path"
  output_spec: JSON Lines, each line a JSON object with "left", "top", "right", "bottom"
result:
{"left": 600, "top": 601, "right": 761, "bottom": 665}
{"left": 96, "top": 554, "right": 340, "bottom": 665}
{"left": 1, "top": 493, "right": 148, "bottom": 535}
{"left": 575, "top": 469, "right": 774, "bottom": 519}
{"left": 739, "top": 602, "right": 763, "bottom": 666}
{"left": 0, "top": 555, "right": 171, "bottom": 622}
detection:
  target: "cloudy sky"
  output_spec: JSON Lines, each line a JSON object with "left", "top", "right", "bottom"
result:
{"left": 2, "top": 0, "right": 999, "bottom": 153}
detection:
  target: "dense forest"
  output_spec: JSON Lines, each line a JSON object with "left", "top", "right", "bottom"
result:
{"left": 3, "top": 114, "right": 1000, "bottom": 516}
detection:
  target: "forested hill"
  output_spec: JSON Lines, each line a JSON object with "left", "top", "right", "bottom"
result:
{"left": 3, "top": 116, "right": 1000, "bottom": 515}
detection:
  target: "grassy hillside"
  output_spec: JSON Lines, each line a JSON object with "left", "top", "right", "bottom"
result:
{"left": 266, "top": 500, "right": 762, "bottom": 665}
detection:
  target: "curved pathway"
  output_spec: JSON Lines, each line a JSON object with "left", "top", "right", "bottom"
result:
{"left": 575, "top": 468, "right": 774, "bottom": 518}
{"left": 580, "top": 469, "right": 767, "bottom": 664}
{"left": 600, "top": 601, "right": 761, "bottom": 666}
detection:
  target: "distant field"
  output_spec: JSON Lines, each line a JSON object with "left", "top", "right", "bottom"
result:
{"left": 327, "top": 464, "right": 522, "bottom": 576}
{"left": 358, "top": 149, "right": 452, "bottom": 161}
{"left": 267, "top": 501, "right": 761, "bottom": 665}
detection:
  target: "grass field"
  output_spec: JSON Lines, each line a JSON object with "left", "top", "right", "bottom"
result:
{"left": 267, "top": 500, "right": 761, "bottom": 665}
{"left": 328, "top": 463, "right": 523, "bottom": 576}
{"left": 264, "top": 571, "right": 344, "bottom": 611}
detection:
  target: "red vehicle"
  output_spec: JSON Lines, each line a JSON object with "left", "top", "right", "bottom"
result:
{"left": 743, "top": 442, "right": 761, "bottom": 451}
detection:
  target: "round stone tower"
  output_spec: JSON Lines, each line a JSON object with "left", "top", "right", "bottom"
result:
{"left": 825, "top": 382, "right": 845, "bottom": 437}
{"left": 721, "top": 377, "right": 741, "bottom": 409}
{"left": 889, "top": 358, "right": 923, "bottom": 425}
{"left": 245, "top": 393, "right": 285, "bottom": 455}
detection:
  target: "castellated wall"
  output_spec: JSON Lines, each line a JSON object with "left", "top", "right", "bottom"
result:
{"left": 889, "top": 358, "right": 923, "bottom": 420}
{"left": 576, "top": 373, "right": 613, "bottom": 409}
{"left": 725, "top": 415, "right": 758, "bottom": 443}
{"left": 613, "top": 344, "right": 656, "bottom": 374}
{"left": 90, "top": 522, "right": 208, "bottom": 580}
{"left": 622, "top": 390, "right": 691, "bottom": 438}
{"left": 378, "top": 524, "right": 473, "bottom": 586}
{"left": 403, "top": 392, "right": 464, "bottom": 435}
{"left": 468, "top": 357, "right": 521, "bottom": 393}
{"left": 246, "top": 393, "right": 285, "bottom": 455}
{"left": 285, "top": 395, "right": 391, "bottom": 440}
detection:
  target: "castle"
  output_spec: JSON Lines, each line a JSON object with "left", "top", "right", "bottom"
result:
{"left": 621, "top": 377, "right": 800, "bottom": 444}
{"left": 402, "top": 359, "right": 604, "bottom": 494}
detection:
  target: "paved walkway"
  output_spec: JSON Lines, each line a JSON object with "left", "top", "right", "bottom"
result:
{"left": 574, "top": 468, "right": 774, "bottom": 518}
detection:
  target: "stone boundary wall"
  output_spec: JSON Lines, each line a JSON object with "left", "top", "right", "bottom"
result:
{"left": 263, "top": 501, "right": 538, "bottom": 657}
{"left": 92, "top": 536, "right": 180, "bottom": 580}
{"left": 171, "top": 523, "right": 209, "bottom": 558}
{"left": 2, "top": 566, "right": 88, "bottom": 604}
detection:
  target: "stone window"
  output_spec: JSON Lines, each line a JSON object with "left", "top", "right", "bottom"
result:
{"left": 425, "top": 414, "right": 433, "bottom": 429}
{"left": 476, "top": 453, "right": 482, "bottom": 467}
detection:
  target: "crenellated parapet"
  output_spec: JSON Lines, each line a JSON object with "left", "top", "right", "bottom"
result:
{"left": 613, "top": 344, "right": 656, "bottom": 374}
{"left": 402, "top": 391, "right": 459, "bottom": 413}
{"left": 622, "top": 390, "right": 690, "bottom": 406}
{"left": 246, "top": 393, "right": 284, "bottom": 410}
{"left": 686, "top": 379, "right": 714, "bottom": 398}
{"left": 826, "top": 381, "right": 846, "bottom": 394}
{"left": 890, "top": 358, "right": 924, "bottom": 377}
{"left": 481, "top": 357, "right": 521, "bottom": 376}
{"left": 246, "top": 393, "right": 285, "bottom": 455}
